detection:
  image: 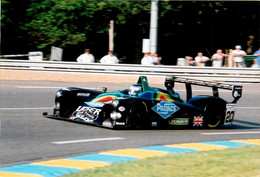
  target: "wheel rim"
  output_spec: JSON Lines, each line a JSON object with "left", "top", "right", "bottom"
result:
{"left": 207, "top": 111, "right": 224, "bottom": 128}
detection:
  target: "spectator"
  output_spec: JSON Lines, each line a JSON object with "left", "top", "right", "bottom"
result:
{"left": 253, "top": 47, "right": 260, "bottom": 67}
{"left": 141, "top": 52, "right": 155, "bottom": 65}
{"left": 194, "top": 52, "right": 209, "bottom": 67}
{"left": 232, "top": 45, "right": 247, "bottom": 67}
{"left": 211, "top": 49, "right": 226, "bottom": 67}
{"left": 100, "top": 50, "right": 119, "bottom": 64}
{"left": 76, "top": 49, "right": 95, "bottom": 63}
{"left": 141, "top": 53, "right": 162, "bottom": 65}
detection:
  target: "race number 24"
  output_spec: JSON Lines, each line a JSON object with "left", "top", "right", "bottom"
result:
{"left": 224, "top": 104, "right": 236, "bottom": 125}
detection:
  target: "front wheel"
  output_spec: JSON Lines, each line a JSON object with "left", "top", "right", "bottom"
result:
{"left": 130, "top": 101, "right": 148, "bottom": 129}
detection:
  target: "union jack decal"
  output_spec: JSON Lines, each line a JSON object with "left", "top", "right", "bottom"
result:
{"left": 193, "top": 116, "right": 203, "bottom": 126}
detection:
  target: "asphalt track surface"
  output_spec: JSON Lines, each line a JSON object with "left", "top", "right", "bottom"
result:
{"left": 1, "top": 80, "right": 260, "bottom": 168}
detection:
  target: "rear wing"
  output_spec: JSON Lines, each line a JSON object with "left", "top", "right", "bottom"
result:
{"left": 165, "top": 77, "right": 242, "bottom": 103}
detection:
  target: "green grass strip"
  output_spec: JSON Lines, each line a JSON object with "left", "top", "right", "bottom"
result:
{"left": 63, "top": 146, "right": 260, "bottom": 177}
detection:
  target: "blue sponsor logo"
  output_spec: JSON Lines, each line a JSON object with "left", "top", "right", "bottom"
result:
{"left": 152, "top": 101, "right": 180, "bottom": 119}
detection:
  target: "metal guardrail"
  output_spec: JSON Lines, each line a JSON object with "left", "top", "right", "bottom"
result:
{"left": 1, "top": 59, "right": 260, "bottom": 82}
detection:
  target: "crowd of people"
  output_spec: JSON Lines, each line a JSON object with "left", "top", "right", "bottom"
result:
{"left": 76, "top": 49, "right": 162, "bottom": 65}
{"left": 76, "top": 46, "right": 260, "bottom": 68}
{"left": 188, "top": 45, "right": 260, "bottom": 68}
{"left": 76, "top": 49, "right": 119, "bottom": 64}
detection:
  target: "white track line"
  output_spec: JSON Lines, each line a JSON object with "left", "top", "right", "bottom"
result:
{"left": 16, "top": 86, "right": 62, "bottom": 89}
{"left": 16, "top": 86, "right": 98, "bottom": 89}
{"left": 201, "top": 131, "right": 260, "bottom": 135}
{"left": 0, "top": 107, "right": 53, "bottom": 111}
{"left": 51, "top": 137, "right": 125, "bottom": 145}
{"left": 236, "top": 107, "right": 260, "bottom": 109}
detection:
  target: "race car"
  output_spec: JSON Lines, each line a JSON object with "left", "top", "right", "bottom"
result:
{"left": 43, "top": 76, "right": 242, "bottom": 129}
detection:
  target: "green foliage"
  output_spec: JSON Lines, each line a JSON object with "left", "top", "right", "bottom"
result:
{"left": 1, "top": 0, "right": 8, "bottom": 22}
{"left": 22, "top": 0, "right": 152, "bottom": 51}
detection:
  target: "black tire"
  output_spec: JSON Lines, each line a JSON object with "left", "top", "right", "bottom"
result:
{"left": 130, "top": 101, "right": 148, "bottom": 129}
{"left": 204, "top": 99, "right": 226, "bottom": 128}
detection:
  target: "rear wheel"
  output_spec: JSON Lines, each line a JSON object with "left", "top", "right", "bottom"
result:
{"left": 188, "top": 96, "right": 226, "bottom": 128}
{"left": 204, "top": 99, "right": 226, "bottom": 128}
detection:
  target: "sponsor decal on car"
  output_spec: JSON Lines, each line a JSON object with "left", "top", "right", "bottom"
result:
{"left": 151, "top": 122, "right": 158, "bottom": 126}
{"left": 169, "top": 118, "right": 189, "bottom": 125}
{"left": 92, "top": 94, "right": 118, "bottom": 103}
{"left": 77, "top": 93, "right": 90, "bottom": 97}
{"left": 193, "top": 116, "right": 203, "bottom": 126}
{"left": 71, "top": 106, "right": 101, "bottom": 122}
{"left": 115, "top": 122, "right": 126, "bottom": 125}
{"left": 152, "top": 101, "right": 180, "bottom": 119}
{"left": 156, "top": 93, "right": 174, "bottom": 102}
{"left": 224, "top": 103, "right": 236, "bottom": 125}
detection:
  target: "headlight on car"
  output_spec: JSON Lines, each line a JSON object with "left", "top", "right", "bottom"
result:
{"left": 55, "top": 102, "right": 60, "bottom": 109}
{"left": 56, "top": 91, "right": 62, "bottom": 97}
{"left": 110, "top": 111, "right": 122, "bottom": 120}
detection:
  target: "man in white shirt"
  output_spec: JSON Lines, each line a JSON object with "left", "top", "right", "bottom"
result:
{"left": 195, "top": 52, "right": 209, "bottom": 67}
{"left": 100, "top": 50, "right": 119, "bottom": 64}
{"left": 141, "top": 52, "right": 155, "bottom": 65}
{"left": 76, "top": 49, "right": 95, "bottom": 63}
{"left": 232, "top": 45, "right": 247, "bottom": 67}
{"left": 211, "top": 49, "right": 226, "bottom": 67}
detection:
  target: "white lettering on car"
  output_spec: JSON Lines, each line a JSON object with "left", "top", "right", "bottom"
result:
{"left": 157, "top": 103, "right": 176, "bottom": 113}
{"left": 72, "top": 106, "right": 102, "bottom": 121}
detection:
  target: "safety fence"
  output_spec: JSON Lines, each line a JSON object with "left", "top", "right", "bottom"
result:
{"left": 1, "top": 59, "right": 259, "bottom": 82}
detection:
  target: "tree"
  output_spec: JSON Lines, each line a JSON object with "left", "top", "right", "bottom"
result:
{"left": 1, "top": 0, "right": 32, "bottom": 55}
{"left": 21, "top": 0, "right": 153, "bottom": 61}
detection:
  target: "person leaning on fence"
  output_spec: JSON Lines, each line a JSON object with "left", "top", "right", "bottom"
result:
{"left": 211, "top": 49, "right": 226, "bottom": 67}
{"left": 232, "top": 45, "right": 247, "bottom": 67}
{"left": 76, "top": 49, "right": 95, "bottom": 63}
{"left": 141, "top": 52, "right": 155, "bottom": 65}
{"left": 194, "top": 52, "right": 209, "bottom": 67}
{"left": 100, "top": 50, "right": 119, "bottom": 64}
{"left": 141, "top": 53, "right": 162, "bottom": 65}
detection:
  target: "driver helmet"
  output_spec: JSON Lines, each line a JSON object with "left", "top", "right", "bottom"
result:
{"left": 129, "top": 84, "right": 143, "bottom": 96}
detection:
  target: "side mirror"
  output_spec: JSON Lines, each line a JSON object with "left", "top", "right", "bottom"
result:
{"left": 103, "top": 87, "right": 107, "bottom": 92}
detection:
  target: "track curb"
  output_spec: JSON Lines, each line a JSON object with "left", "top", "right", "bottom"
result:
{"left": 1, "top": 139, "right": 259, "bottom": 177}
